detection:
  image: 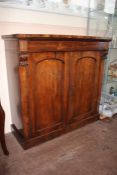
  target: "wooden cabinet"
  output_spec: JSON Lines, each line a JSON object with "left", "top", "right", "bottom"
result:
{"left": 3, "top": 34, "right": 111, "bottom": 149}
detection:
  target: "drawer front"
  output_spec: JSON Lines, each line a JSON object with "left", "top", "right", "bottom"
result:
{"left": 19, "top": 40, "right": 109, "bottom": 53}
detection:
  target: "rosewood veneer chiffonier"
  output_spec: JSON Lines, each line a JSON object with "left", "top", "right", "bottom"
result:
{"left": 2, "top": 34, "right": 111, "bottom": 149}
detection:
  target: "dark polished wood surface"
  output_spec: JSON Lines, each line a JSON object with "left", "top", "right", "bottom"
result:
{"left": 3, "top": 34, "right": 111, "bottom": 149}
{"left": 2, "top": 34, "right": 112, "bottom": 42}
{"left": 0, "top": 103, "right": 9, "bottom": 155}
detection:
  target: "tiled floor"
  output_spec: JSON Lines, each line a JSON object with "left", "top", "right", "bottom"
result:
{"left": 0, "top": 117, "right": 117, "bottom": 175}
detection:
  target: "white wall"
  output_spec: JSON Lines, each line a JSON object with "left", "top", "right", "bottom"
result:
{"left": 0, "top": 7, "right": 87, "bottom": 27}
{"left": 0, "top": 7, "right": 87, "bottom": 133}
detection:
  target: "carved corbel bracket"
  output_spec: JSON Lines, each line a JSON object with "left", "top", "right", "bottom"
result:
{"left": 19, "top": 54, "right": 29, "bottom": 66}
{"left": 100, "top": 51, "right": 108, "bottom": 59}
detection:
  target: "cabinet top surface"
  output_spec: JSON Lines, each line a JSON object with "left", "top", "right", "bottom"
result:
{"left": 2, "top": 34, "right": 111, "bottom": 42}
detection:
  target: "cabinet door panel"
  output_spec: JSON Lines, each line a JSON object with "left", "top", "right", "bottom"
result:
{"left": 68, "top": 51, "right": 101, "bottom": 123}
{"left": 28, "top": 52, "right": 66, "bottom": 136}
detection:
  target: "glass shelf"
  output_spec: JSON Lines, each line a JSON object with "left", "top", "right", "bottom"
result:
{"left": 89, "top": 9, "right": 112, "bottom": 15}
{"left": 110, "top": 47, "right": 117, "bottom": 49}
{"left": 108, "top": 76, "right": 117, "bottom": 81}
{"left": 107, "top": 81, "right": 117, "bottom": 84}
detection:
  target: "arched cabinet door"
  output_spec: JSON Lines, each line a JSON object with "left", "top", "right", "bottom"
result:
{"left": 25, "top": 52, "right": 68, "bottom": 137}
{"left": 67, "top": 51, "right": 102, "bottom": 124}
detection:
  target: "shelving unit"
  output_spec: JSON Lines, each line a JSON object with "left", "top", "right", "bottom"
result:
{"left": 104, "top": 17, "right": 117, "bottom": 116}
{"left": 104, "top": 46, "right": 117, "bottom": 116}
{"left": 91, "top": 0, "right": 117, "bottom": 117}
{"left": 87, "top": 0, "right": 114, "bottom": 37}
{"left": 87, "top": 0, "right": 117, "bottom": 117}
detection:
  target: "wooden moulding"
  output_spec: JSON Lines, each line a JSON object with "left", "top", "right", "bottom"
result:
{"left": 2, "top": 34, "right": 112, "bottom": 41}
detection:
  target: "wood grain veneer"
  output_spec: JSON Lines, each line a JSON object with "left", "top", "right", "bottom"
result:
{"left": 2, "top": 34, "right": 111, "bottom": 149}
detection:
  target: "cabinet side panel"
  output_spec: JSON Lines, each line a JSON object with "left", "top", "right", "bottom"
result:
{"left": 4, "top": 39, "right": 23, "bottom": 131}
